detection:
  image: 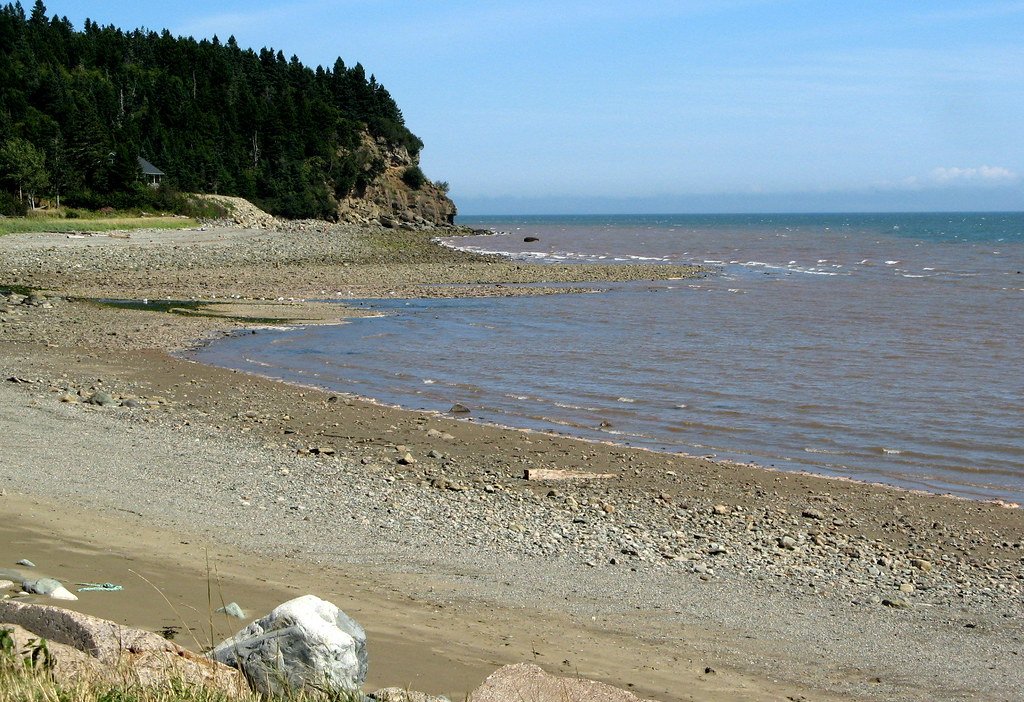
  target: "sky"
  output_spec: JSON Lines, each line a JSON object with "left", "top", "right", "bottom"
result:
{"left": 44, "top": 1, "right": 1024, "bottom": 214}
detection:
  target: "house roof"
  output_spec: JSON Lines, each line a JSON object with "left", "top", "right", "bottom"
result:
{"left": 137, "top": 156, "right": 165, "bottom": 176}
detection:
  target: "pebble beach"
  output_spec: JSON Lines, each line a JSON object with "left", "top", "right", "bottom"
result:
{"left": 1, "top": 221, "right": 1023, "bottom": 701}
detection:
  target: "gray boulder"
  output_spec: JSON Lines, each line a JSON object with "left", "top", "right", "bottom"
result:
{"left": 211, "top": 594, "right": 367, "bottom": 697}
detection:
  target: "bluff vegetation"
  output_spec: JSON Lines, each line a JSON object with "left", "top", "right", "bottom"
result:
{"left": 0, "top": 1, "right": 455, "bottom": 225}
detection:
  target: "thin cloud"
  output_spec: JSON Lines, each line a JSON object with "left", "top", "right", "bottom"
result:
{"left": 930, "top": 166, "right": 1019, "bottom": 184}
{"left": 914, "top": 1, "right": 1024, "bottom": 23}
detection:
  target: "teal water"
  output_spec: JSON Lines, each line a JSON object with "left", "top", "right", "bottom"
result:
{"left": 194, "top": 212, "right": 1024, "bottom": 502}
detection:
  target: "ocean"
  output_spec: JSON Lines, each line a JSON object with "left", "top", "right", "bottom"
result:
{"left": 191, "top": 213, "right": 1024, "bottom": 503}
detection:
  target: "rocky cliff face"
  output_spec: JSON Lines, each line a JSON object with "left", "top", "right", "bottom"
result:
{"left": 336, "top": 134, "right": 457, "bottom": 229}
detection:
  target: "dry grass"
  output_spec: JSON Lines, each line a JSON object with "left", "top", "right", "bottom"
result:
{"left": 0, "top": 628, "right": 365, "bottom": 702}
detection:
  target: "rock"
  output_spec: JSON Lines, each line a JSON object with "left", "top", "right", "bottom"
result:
{"left": 85, "top": 391, "right": 117, "bottom": 407}
{"left": 211, "top": 594, "right": 367, "bottom": 697}
{"left": 778, "top": 536, "right": 797, "bottom": 550}
{"left": 882, "top": 598, "right": 909, "bottom": 609}
{"left": 802, "top": 508, "right": 824, "bottom": 520}
{"left": 217, "top": 602, "right": 247, "bottom": 619}
{"left": 712, "top": 504, "right": 731, "bottom": 515}
{"left": 16, "top": 559, "right": 36, "bottom": 567}
{"left": 398, "top": 452, "right": 417, "bottom": 465}
{"left": 911, "top": 558, "right": 933, "bottom": 572}
{"left": 469, "top": 663, "right": 652, "bottom": 701}
{"left": 523, "top": 236, "right": 540, "bottom": 242}
{"left": 899, "top": 583, "right": 915, "bottom": 593}
{"left": 0, "top": 600, "right": 247, "bottom": 695}
{"left": 449, "top": 403, "right": 471, "bottom": 414}
{"left": 0, "top": 579, "right": 16, "bottom": 590}
{"left": 23, "top": 577, "right": 78, "bottom": 601}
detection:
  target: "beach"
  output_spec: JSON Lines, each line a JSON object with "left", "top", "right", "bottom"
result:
{"left": 1, "top": 222, "right": 1023, "bottom": 701}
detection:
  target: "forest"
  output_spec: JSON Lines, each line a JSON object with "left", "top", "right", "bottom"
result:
{"left": 0, "top": 1, "right": 424, "bottom": 219}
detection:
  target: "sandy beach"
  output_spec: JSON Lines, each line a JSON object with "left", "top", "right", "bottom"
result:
{"left": 2, "top": 222, "right": 1023, "bottom": 701}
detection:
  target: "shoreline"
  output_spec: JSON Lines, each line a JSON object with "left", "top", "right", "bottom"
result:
{"left": 193, "top": 326, "right": 1023, "bottom": 512}
{"left": 3, "top": 222, "right": 1024, "bottom": 701}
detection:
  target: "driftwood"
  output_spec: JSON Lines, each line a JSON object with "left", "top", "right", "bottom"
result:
{"left": 523, "top": 468, "right": 616, "bottom": 481}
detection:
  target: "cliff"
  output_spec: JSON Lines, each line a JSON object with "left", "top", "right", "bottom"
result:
{"left": 336, "top": 134, "right": 457, "bottom": 230}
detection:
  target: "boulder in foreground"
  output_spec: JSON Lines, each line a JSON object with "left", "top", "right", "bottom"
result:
{"left": 0, "top": 600, "right": 248, "bottom": 695}
{"left": 211, "top": 594, "right": 367, "bottom": 697}
{"left": 470, "top": 663, "right": 652, "bottom": 702}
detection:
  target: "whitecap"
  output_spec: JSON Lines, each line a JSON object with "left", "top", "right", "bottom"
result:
{"left": 881, "top": 448, "right": 901, "bottom": 455}
{"left": 616, "top": 397, "right": 636, "bottom": 404}
{"left": 885, "top": 260, "right": 900, "bottom": 265}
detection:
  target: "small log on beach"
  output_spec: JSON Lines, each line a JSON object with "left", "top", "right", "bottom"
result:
{"left": 524, "top": 468, "right": 616, "bottom": 481}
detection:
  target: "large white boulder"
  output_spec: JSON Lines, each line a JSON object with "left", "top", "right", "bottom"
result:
{"left": 211, "top": 594, "right": 367, "bottom": 696}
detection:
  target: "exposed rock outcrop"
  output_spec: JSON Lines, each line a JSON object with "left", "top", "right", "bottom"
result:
{"left": 337, "top": 134, "right": 457, "bottom": 229}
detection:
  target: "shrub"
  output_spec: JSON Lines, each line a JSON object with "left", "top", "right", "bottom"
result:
{"left": 401, "top": 165, "right": 426, "bottom": 190}
{"left": 0, "top": 191, "right": 26, "bottom": 217}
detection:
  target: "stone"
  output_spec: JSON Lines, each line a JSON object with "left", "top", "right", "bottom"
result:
{"left": 910, "top": 558, "right": 933, "bottom": 572}
{"left": 449, "top": 403, "right": 471, "bottom": 414}
{"left": 398, "top": 452, "right": 417, "bottom": 465}
{"left": 712, "top": 504, "right": 731, "bottom": 515}
{"left": 23, "top": 577, "right": 78, "bottom": 601}
{"left": 86, "top": 391, "right": 117, "bottom": 407}
{"left": 211, "top": 594, "right": 367, "bottom": 697}
{"left": 802, "top": 508, "right": 824, "bottom": 520}
{"left": 0, "top": 600, "right": 247, "bottom": 695}
{"left": 16, "top": 559, "right": 36, "bottom": 567}
{"left": 882, "top": 598, "right": 909, "bottom": 609}
{"left": 218, "top": 602, "right": 247, "bottom": 619}
{"left": 469, "top": 663, "right": 652, "bottom": 701}
{"left": 778, "top": 536, "right": 797, "bottom": 550}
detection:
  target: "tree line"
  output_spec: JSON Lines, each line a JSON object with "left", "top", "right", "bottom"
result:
{"left": 0, "top": 1, "right": 424, "bottom": 219}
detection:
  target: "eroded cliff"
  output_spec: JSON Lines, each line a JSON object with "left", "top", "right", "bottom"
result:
{"left": 336, "top": 134, "right": 457, "bottom": 229}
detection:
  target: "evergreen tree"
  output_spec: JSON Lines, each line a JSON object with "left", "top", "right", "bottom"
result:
{"left": 0, "top": 1, "right": 424, "bottom": 218}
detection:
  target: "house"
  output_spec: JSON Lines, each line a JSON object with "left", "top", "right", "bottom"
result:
{"left": 137, "top": 157, "right": 165, "bottom": 188}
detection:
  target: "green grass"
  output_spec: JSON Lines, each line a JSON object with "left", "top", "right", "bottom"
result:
{"left": 0, "top": 216, "right": 197, "bottom": 237}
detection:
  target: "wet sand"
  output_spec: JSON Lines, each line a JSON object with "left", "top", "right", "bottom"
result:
{"left": 1, "top": 223, "right": 1023, "bottom": 701}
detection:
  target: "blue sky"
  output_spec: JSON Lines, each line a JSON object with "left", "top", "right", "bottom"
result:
{"left": 46, "top": 1, "right": 1024, "bottom": 214}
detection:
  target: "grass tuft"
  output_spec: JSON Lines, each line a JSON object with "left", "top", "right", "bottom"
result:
{"left": 0, "top": 216, "right": 198, "bottom": 237}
